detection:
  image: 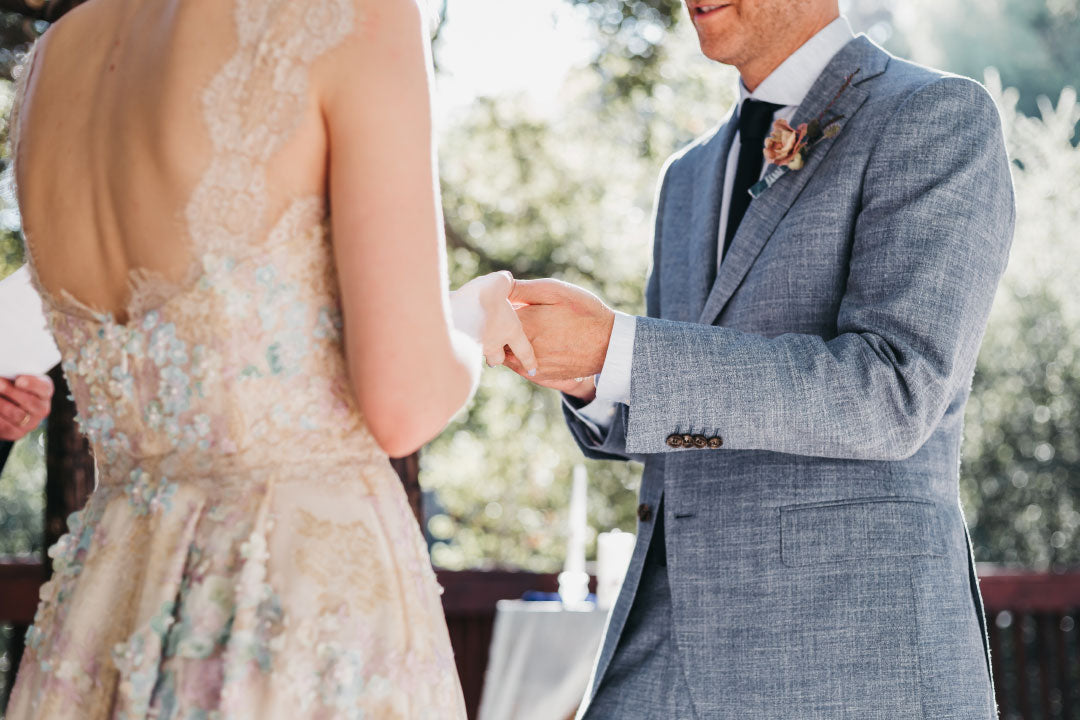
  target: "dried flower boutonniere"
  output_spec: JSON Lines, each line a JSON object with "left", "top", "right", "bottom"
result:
{"left": 749, "top": 68, "right": 861, "bottom": 199}
{"left": 763, "top": 119, "right": 809, "bottom": 170}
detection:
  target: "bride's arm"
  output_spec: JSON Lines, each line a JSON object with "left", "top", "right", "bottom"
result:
{"left": 317, "top": 0, "right": 480, "bottom": 457}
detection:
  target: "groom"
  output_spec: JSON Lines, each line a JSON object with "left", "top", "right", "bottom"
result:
{"left": 507, "top": 0, "right": 1014, "bottom": 718}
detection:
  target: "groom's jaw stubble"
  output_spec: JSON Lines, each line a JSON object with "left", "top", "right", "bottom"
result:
{"left": 685, "top": 0, "right": 840, "bottom": 91}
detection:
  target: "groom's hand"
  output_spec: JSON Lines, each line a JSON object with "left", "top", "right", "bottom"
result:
{"left": 504, "top": 279, "right": 615, "bottom": 388}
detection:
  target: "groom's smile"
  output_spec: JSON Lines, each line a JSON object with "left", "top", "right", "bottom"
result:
{"left": 692, "top": 3, "right": 732, "bottom": 19}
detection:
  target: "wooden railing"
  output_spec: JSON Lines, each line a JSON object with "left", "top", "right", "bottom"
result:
{"left": 981, "top": 570, "right": 1080, "bottom": 720}
{"left": 0, "top": 558, "right": 40, "bottom": 704}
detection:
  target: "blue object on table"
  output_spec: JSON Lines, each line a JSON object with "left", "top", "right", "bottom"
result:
{"left": 521, "top": 591, "right": 597, "bottom": 602}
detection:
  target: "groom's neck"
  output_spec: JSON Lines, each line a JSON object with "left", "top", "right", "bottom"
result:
{"left": 737, "top": 11, "right": 839, "bottom": 92}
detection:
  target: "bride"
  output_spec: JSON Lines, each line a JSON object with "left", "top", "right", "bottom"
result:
{"left": 5, "top": 0, "right": 531, "bottom": 717}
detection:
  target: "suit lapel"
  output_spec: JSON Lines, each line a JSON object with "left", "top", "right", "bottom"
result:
{"left": 686, "top": 117, "right": 738, "bottom": 319}
{"left": 697, "top": 36, "right": 889, "bottom": 326}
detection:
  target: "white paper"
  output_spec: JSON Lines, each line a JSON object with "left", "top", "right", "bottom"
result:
{"left": 0, "top": 265, "right": 61, "bottom": 378}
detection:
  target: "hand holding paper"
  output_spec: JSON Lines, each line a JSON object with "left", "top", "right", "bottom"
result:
{"left": 0, "top": 374, "right": 53, "bottom": 441}
{"left": 0, "top": 265, "right": 61, "bottom": 378}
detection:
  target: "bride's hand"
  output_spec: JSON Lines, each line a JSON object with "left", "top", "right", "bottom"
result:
{"left": 450, "top": 272, "right": 538, "bottom": 375}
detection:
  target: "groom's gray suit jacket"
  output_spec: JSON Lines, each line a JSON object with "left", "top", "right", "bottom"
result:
{"left": 564, "top": 36, "right": 1014, "bottom": 718}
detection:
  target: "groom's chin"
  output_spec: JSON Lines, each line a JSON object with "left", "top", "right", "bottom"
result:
{"left": 692, "top": 28, "right": 742, "bottom": 66}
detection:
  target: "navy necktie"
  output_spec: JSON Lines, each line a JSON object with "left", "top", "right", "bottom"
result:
{"left": 722, "top": 99, "right": 784, "bottom": 261}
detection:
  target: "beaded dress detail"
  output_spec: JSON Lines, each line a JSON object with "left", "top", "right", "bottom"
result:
{"left": 4, "top": 0, "right": 467, "bottom": 717}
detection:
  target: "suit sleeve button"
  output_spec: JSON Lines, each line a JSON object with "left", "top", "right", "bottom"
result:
{"left": 692, "top": 434, "right": 707, "bottom": 448}
{"left": 682, "top": 434, "right": 694, "bottom": 447}
{"left": 666, "top": 434, "right": 684, "bottom": 448}
{"left": 707, "top": 436, "right": 723, "bottom": 449}
{"left": 637, "top": 503, "right": 653, "bottom": 522}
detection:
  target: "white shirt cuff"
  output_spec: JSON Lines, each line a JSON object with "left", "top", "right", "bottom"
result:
{"left": 567, "top": 312, "right": 635, "bottom": 435}
{"left": 594, "top": 311, "right": 635, "bottom": 406}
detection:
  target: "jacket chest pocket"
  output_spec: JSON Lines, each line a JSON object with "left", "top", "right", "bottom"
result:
{"left": 780, "top": 497, "right": 948, "bottom": 567}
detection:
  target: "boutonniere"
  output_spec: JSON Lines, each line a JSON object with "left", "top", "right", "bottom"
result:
{"left": 749, "top": 68, "right": 861, "bottom": 199}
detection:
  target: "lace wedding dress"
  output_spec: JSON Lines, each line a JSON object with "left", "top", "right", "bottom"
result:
{"left": 5, "top": 0, "right": 467, "bottom": 717}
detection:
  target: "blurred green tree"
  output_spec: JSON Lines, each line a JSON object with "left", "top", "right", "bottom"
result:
{"left": 961, "top": 76, "right": 1080, "bottom": 569}
{"left": 0, "top": 50, "right": 43, "bottom": 569}
{"left": 426, "top": 14, "right": 735, "bottom": 570}
{"left": 425, "top": 0, "right": 1080, "bottom": 573}
{"left": 1, "top": 65, "right": 25, "bottom": 276}
{"left": 0, "top": 426, "right": 44, "bottom": 556}
{"left": 891, "top": 0, "right": 1080, "bottom": 120}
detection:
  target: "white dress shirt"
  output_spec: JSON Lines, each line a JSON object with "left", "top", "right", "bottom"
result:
{"left": 574, "top": 17, "right": 855, "bottom": 434}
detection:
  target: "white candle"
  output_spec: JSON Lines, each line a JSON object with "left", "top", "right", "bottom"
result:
{"left": 596, "top": 529, "right": 636, "bottom": 610}
{"left": 566, "top": 464, "right": 587, "bottom": 574}
{"left": 558, "top": 464, "right": 591, "bottom": 607}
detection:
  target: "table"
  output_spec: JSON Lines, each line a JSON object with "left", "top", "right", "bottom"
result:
{"left": 477, "top": 600, "right": 609, "bottom": 720}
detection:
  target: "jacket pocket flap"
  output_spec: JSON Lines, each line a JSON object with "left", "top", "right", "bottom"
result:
{"left": 781, "top": 498, "right": 947, "bottom": 567}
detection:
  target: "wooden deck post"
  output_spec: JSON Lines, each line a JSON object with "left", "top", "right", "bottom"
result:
{"left": 390, "top": 452, "right": 424, "bottom": 528}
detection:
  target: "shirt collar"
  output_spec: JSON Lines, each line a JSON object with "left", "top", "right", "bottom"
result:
{"left": 737, "top": 16, "right": 855, "bottom": 108}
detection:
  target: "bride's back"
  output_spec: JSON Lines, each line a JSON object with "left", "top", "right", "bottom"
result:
{"left": 13, "top": 0, "right": 478, "bottom": 466}
{"left": 16, "top": 0, "right": 335, "bottom": 322}
{"left": 9, "top": 0, "right": 389, "bottom": 480}
{"left": 5, "top": 7, "right": 481, "bottom": 716}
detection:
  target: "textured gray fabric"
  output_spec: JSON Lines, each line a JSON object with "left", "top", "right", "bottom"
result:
{"left": 563, "top": 35, "right": 1013, "bottom": 719}
{"left": 580, "top": 509, "right": 698, "bottom": 720}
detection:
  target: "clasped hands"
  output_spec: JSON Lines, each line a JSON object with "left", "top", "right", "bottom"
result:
{"left": 451, "top": 273, "right": 615, "bottom": 402}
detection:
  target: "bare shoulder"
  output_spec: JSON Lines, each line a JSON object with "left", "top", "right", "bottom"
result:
{"left": 320, "top": 0, "right": 429, "bottom": 48}
{"left": 312, "top": 0, "right": 434, "bottom": 110}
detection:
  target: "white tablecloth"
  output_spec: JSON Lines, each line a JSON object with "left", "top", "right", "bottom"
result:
{"left": 478, "top": 600, "right": 609, "bottom": 720}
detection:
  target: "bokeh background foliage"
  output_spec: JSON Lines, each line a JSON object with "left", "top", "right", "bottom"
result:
{"left": 426, "top": 0, "right": 1080, "bottom": 573}
{"left": 0, "top": 0, "right": 1078, "bottom": 573}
